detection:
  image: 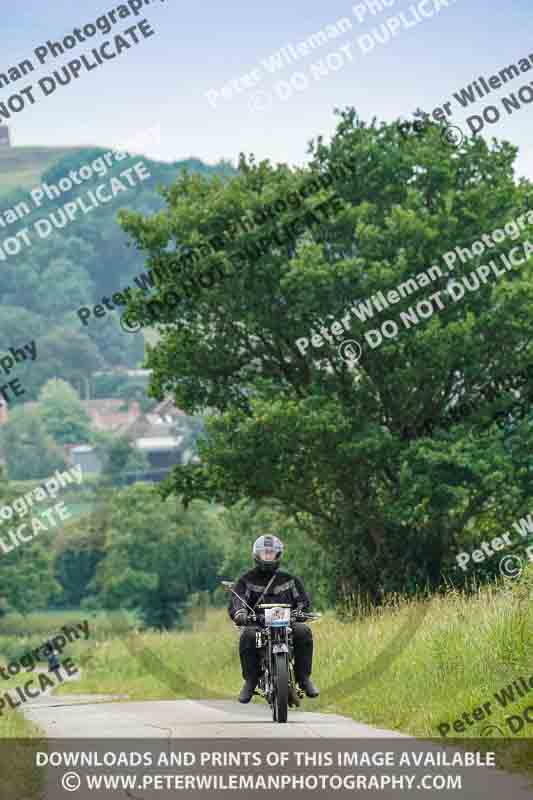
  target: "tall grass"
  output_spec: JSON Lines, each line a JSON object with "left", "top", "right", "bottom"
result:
{"left": 2, "top": 570, "right": 533, "bottom": 774}
{"left": 0, "top": 610, "right": 135, "bottom": 665}
{"left": 52, "top": 569, "right": 533, "bottom": 738}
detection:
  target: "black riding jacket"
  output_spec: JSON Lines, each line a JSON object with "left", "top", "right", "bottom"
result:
{"left": 228, "top": 567, "right": 311, "bottom": 621}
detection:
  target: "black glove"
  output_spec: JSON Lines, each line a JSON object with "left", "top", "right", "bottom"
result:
{"left": 233, "top": 609, "right": 248, "bottom": 627}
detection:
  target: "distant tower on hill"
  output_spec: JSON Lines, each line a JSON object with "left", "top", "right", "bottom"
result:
{"left": 0, "top": 126, "right": 10, "bottom": 146}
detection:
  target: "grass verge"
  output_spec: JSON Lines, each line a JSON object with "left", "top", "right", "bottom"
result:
{"left": 2, "top": 571, "right": 533, "bottom": 779}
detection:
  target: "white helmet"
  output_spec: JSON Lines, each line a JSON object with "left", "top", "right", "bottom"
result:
{"left": 253, "top": 535, "right": 283, "bottom": 573}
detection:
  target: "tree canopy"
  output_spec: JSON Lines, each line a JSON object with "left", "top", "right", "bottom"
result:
{"left": 119, "top": 108, "right": 533, "bottom": 601}
{"left": 39, "top": 378, "right": 92, "bottom": 445}
{"left": 94, "top": 484, "right": 223, "bottom": 628}
{"left": 0, "top": 469, "right": 58, "bottom": 614}
{"left": 0, "top": 407, "right": 67, "bottom": 480}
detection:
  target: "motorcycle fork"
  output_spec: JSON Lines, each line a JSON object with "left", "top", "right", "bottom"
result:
{"left": 287, "top": 627, "right": 303, "bottom": 704}
{"left": 257, "top": 626, "right": 300, "bottom": 702}
{"left": 256, "top": 630, "right": 268, "bottom": 695}
{"left": 264, "top": 627, "right": 283, "bottom": 703}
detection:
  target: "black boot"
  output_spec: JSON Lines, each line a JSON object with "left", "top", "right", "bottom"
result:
{"left": 299, "top": 676, "right": 320, "bottom": 698}
{"left": 288, "top": 684, "right": 300, "bottom": 707}
{"left": 239, "top": 627, "right": 260, "bottom": 703}
{"left": 239, "top": 677, "right": 258, "bottom": 703}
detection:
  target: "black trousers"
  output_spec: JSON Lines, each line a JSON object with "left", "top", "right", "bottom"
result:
{"left": 239, "top": 622, "right": 313, "bottom": 683}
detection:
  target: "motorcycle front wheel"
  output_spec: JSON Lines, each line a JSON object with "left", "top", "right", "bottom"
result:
{"left": 272, "top": 653, "right": 289, "bottom": 723}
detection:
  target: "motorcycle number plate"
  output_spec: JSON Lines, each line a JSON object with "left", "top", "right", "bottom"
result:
{"left": 272, "top": 643, "right": 288, "bottom": 654}
{"left": 264, "top": 607, "right": 291, "bottom": 627}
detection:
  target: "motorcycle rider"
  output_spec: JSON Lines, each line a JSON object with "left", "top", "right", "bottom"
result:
{"left": 228, "top": 534, "right": 320, "bottom": 703}
{"left": 47, "top": 645, "right": 61, "bottom": 672}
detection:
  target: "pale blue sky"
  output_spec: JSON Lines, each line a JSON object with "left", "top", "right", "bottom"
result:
{"left": 3, "top": 0, "right": 533, "bottom": 177}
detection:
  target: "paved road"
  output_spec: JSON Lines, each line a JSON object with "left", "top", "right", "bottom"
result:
{"left": 20, "top": 693, "right": 533, "bottom": 798}
{"left": 22, "top": 694, "right": 410, "bottom": 738}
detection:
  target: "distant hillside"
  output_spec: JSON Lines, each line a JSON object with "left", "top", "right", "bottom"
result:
{"left": 0, "top": 146, "right": 236, "bottom": 199}
{"left": 0, "top": 146, "right": 83, "bottom": 197}
{"left": 0, "top": 145, "right": 237, "bottom": 398}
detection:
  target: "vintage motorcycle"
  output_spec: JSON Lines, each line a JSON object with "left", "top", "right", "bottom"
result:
{"left": 221, "top": 580, "right": 321, "bottom": 723}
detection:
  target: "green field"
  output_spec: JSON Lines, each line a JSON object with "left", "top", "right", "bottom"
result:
{"left": 0, "top": 146, "right": 82, "bottom": 198}
{"left": 0, "top": 609, "right": 135, "bottom": 740}
{"left": 2, "top": 576, "right": 533, "bottom": 780}
{"left": 27, "top": 570, "right": 533, "bottom": 778}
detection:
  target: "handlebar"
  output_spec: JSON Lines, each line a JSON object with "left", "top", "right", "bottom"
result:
{"left": 237, "top": 610, "right": 321, "bottom": 625}
{"left": 222, "top": 582, "right": 322, "bottom": 626}
{"left": 294, "top": 611, "right": 322, "bottom": 622}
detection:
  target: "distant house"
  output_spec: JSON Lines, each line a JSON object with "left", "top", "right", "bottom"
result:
{"left": 93, "top": 369, "right": 151, "bottom": 378}
{"left": 2, "top": 393, "right": 197, "bottom": 483}
{"left": 0, "top": 126, "right": 10, "bottom": 147}
{"left": 135, "top": 436, "right": 184, "bottom": 471}
{"left": 18, "top": 399, "right": 142, "bottom": 436}
{"left": 12, "top": 399, "right": 143, "bottom": 475}
{"left": 81, "top": 399, "right": 142, "bottom": 433}
{"left": 120, "top": 397, "right": 188, "bottom": 476}
{"left": 71, "top": 397, "right": 193, "bottom": 482}
{"left": 70, "top": 444, "right": 103, "bottom": 475}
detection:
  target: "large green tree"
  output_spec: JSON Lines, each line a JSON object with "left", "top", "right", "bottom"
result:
{"left": 39, "top": 378, "right": 92, "bottom": 444}
{"left": 95, "top": 484, "right": 222, "bottom": 628}
{"left": 99, "top": 435, "right": 150, "bottom": 485}
{"left": 118, "top": 109, "right": 533, "bottom": 600}
{"left": 52, "top": 517, "right": 106, "bottom": 607}
{"left": 116, "top": 379, "right": 158, "bottom": 413}
{"left": 1, "top": 407, "right": 67, "bottom": 480}
{"left": 0, "top": 469, "right": 58, "bottom": 614}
